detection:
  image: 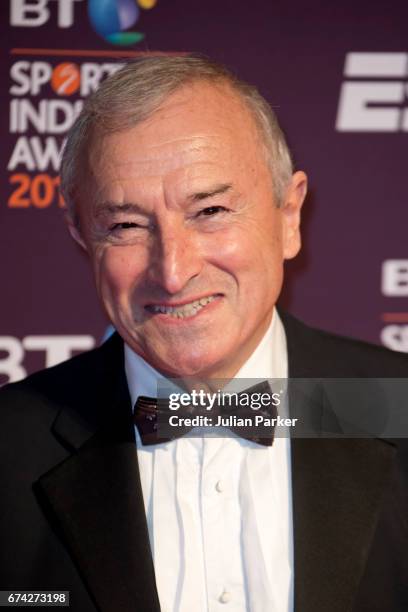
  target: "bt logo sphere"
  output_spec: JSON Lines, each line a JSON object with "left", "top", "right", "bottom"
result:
{"left": 88, "top": 0, "right": 158, "bottom": 45}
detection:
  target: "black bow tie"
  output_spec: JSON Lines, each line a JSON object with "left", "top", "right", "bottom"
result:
{"left": 133, "top": 382, "right": 279, "bottom": 447}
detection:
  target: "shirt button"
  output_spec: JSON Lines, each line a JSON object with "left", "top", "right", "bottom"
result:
{"left": 215, "top": 480, "right": 224, "bottom": 493}
{"left": 219, "top": 591, "right": 231, "bottom": 604}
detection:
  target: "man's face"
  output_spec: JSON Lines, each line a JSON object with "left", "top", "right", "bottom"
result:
{"left": 73, "top": 81, "right": 306, "bottom": 379}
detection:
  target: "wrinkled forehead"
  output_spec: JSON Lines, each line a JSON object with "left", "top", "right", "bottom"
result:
{"left": 72, "top": 80, "right": 274, "bottom": 224}
{"left": 86, "top": 80, "right": 265, "bottom": 167}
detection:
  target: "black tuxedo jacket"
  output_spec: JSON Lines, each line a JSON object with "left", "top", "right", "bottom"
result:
{"left": 0, "top": 312, "right": 407, "bottom": 612}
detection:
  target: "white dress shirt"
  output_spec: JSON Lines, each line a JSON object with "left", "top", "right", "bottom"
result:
{"left": 125, "top": 310, "right": 293, "bottom": 612}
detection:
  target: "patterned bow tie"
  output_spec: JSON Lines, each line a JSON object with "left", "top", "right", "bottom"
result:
{"left": 133, "top": 382, "right": 279, "bottom": 446}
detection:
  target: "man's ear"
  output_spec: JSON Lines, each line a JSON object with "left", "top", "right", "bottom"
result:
{"left": 64, "top": 209, "right": 88, "bottom": 252}
{"left": 281, "top": 171, "right": 307, "bottom": 260}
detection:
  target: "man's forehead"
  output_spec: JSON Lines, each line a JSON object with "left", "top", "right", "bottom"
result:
{"left": 87, "top": 80, "right": 261, "bottom": 157}
{"left": 76, "top": 79, "right": 271, "bottom": 210}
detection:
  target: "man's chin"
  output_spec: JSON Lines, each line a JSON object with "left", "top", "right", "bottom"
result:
{"left": 151, "top": 355, "right": 220, "bottom": 379}
{"left": 134, "top": 346, "right": 228, "bottom": 380}
{"left": 117, "top": 323, "right": 235, "bottom": 378}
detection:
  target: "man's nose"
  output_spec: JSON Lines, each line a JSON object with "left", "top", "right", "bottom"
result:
{"left": 148, "top": 223, "right": 203, "bottom": 294}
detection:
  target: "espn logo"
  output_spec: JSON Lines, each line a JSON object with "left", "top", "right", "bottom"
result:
{"left": 336, "top": 52, "right": 408, "bottom": 132}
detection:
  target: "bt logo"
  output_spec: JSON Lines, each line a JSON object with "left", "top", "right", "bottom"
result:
{"left": 88, "top": 0, "right": 158, "bottom": 45}
{"left": 10, "top": 0, "right": 158, "bottom": 46}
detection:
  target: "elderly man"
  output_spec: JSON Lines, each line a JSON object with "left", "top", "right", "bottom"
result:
{"left": 0, "top": 56, "right": 407, "bottom": 612}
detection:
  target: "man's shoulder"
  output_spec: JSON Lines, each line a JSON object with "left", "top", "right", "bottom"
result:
{"left": 0, "top": 332, "right": 124, "bottom": 423}
{"left": 280, "top": 310, "right": 408, "bottom": 377}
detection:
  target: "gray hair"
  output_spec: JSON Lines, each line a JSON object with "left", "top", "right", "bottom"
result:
{"left": 60, "top": 54, "right": 293, "bottom": 223}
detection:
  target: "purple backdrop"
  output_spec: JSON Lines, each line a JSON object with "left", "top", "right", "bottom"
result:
{"left": 1, "top": 0, "right": 407, "bottom": 384}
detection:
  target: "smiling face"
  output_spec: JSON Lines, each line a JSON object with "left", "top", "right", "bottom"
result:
{"left": 71, "top": 80, "right": 307, "bottom": 379}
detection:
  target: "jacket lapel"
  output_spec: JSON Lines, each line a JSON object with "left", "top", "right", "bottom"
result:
{"left": 291, "top": 437, "right": 395, "bottom": 612}
{"left": 281, "top": 311, "right": 396, "bottom": 612}
{"left": 35, "top": 335, "right": 161, "bottom": 612}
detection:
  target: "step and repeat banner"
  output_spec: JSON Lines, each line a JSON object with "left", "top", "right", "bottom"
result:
{"left": 1, "top": 0, "right": 407, "bottom": 383}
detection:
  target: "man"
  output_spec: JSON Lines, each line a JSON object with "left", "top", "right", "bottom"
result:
{"left": 0, "top": 55, "right": 407, "bottom": 612}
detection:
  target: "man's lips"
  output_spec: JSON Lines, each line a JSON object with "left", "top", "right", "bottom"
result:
{"left": 144, "top": 293, "right": 223, "bottom": 319}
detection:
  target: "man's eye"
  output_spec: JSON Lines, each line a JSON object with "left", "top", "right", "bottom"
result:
{"left": 198, "top": 206, "right": 228, "bottom": 217}
{"left": 109, "top": 222, "right": 139, "bottom": 231}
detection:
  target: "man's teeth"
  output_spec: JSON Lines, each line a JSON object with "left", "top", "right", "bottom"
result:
{"left": 151, "top": 295, "right": 216, "bottom": 318}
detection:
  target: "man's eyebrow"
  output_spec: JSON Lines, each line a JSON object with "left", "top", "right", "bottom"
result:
{"left": 95, "top": 186, "right": 232, "bottom": 213}
{"left": 189, "top": 184, "right": 232, "bottom": 202}
{"left": 96, "top": 202, "right": 146, "bottom": 215}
